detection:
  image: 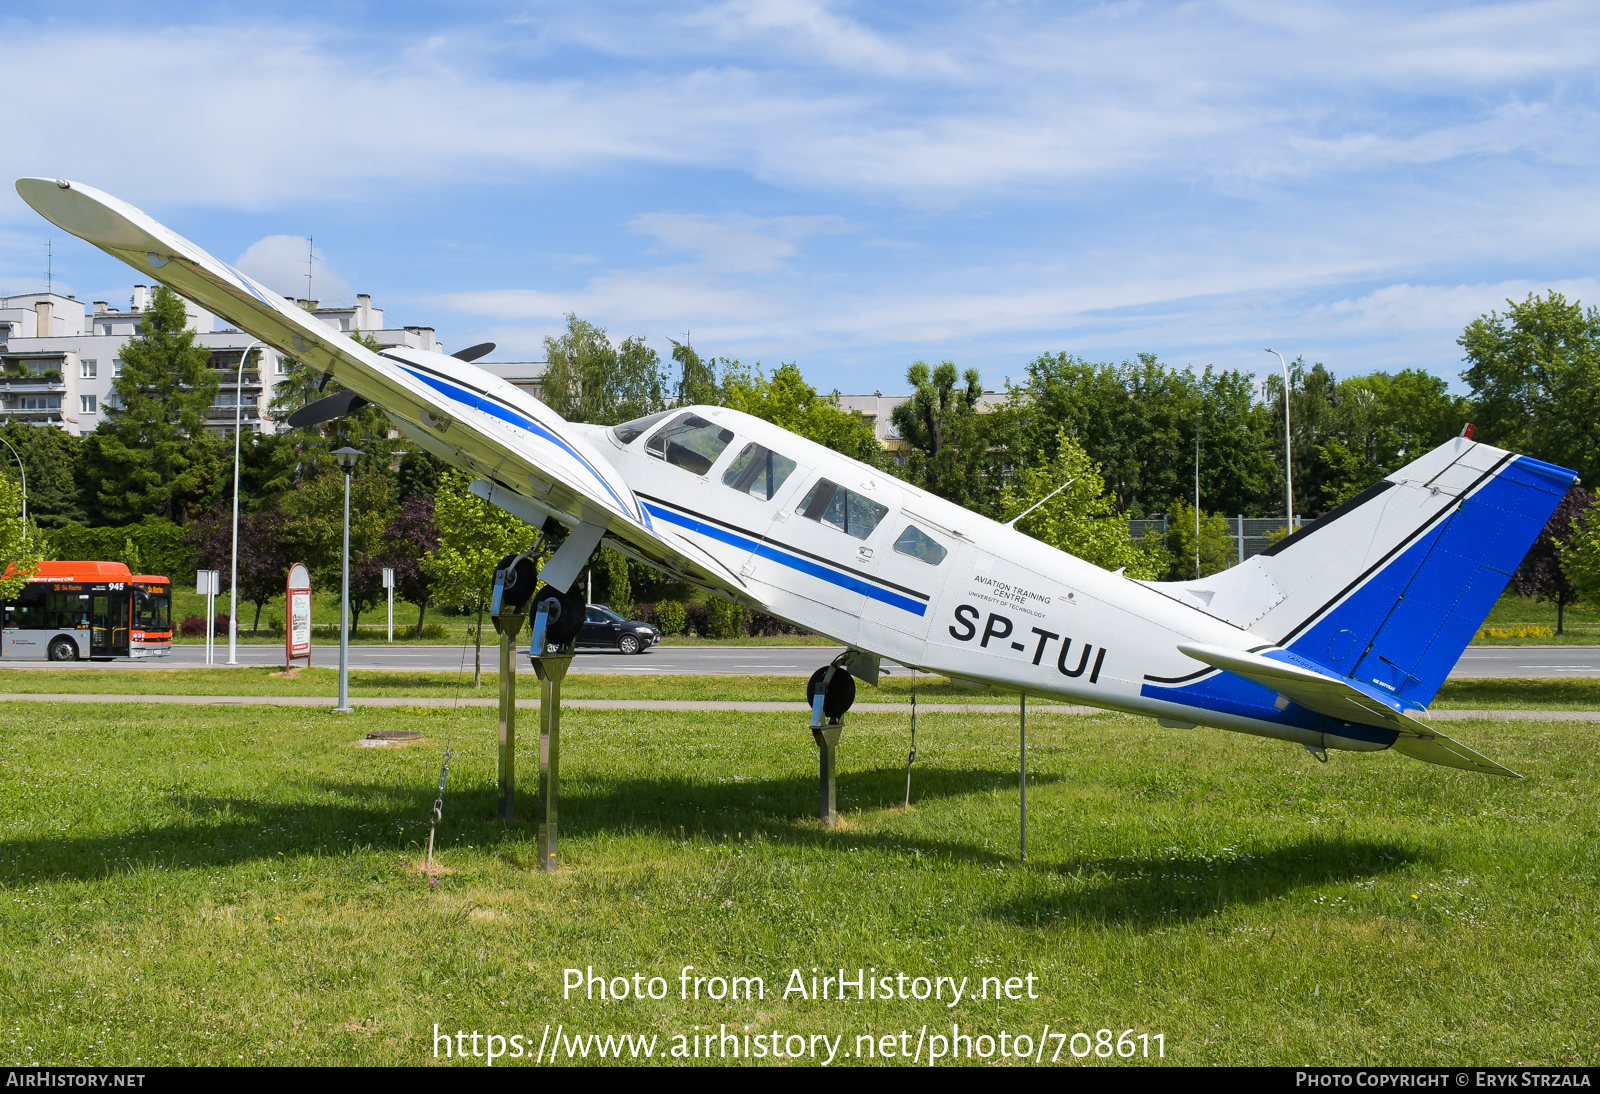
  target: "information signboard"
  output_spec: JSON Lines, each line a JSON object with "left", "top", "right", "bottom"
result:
{"left": 287, "top": 561, "right": 312, "bottom": 669}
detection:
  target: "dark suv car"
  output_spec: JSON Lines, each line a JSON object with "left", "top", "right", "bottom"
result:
{"left": 576, "top": 604, "right": 660, "bottom": 654}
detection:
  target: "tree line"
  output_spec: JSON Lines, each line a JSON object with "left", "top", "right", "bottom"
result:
{"left": 4, "top": 286, "right": 1598, "bottom": 631}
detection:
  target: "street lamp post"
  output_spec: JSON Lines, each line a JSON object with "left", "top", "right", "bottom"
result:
{"left": 0, "top": 435, "right": 25, "bottom": 529}
{"left": 228, "top": 341, "right": 265, "bottom": 666}
{"left": 1265, "top": 348, "right": 1294, "bottom": 533}
{"left": 332, "top": 447, "right": 364, "bottom": 713}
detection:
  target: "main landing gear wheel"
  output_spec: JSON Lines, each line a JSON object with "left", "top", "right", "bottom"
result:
{"left": 617, "top": 633, "right": 641, "bottom": 655}
{"left": 806, "top": 665, "right": 856, "bottom": 722}
{"left": 47, "top": 637, "right": 78, "bottom": 662}
{"left": 531, "top": 583, "right": 585, "bottom": 652}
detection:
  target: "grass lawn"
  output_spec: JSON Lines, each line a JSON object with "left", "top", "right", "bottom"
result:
{"left": 0, "top": 667, "right": 1594, "bottom": 710}
{"left": 1, "top": 696, "right": 1596, "bottom": 1066}
{"left": 1475, "top": 593, "right": 1600, "bottom": 645}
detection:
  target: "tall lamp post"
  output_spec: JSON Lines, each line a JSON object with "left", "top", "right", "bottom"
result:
{"left": 0, "top": 435, "right": 25, "bottom": 529}
{"left": 1265, "top": 348, "right": 1294, "bottom": 533}
{"left": 332, "top": 447, "right": 364, "bottom": 713}
{"left": 228, "top": 341, "right": 265, "bottom": 666}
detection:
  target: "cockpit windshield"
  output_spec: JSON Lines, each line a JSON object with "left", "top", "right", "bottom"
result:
{"left": 611, "top": 410, "right": 675, "bottom": 445}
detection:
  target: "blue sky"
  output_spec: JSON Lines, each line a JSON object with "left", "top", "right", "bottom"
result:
{"left": 4, "top": 1, "right": 1599, "bottom": 395}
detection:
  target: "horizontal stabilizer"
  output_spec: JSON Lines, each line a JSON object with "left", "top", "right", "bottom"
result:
{"left": 1177, "top": 643, "right": 1431, "bottom": 733}
{"left": 1177, "top": 642, "right": 1518, "bottom": 777}
{"left": 1390, "top": 733, "right": 1520, "bottom": 778}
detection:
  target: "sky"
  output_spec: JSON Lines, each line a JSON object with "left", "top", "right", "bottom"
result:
{"left": 3, "top": 0, "right": 1599, "bottom": 396}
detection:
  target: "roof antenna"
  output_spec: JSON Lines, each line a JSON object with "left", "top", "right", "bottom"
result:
{"left": 46, "top": 239, "right": 52, "bottom": 296}
{"left": 1005, "top": 477, "right": 1075, "bottom": 529}
{"left": 306, "top": 235, "right": 313, "bottom": 303}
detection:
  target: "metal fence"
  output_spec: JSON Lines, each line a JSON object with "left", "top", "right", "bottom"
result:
{"left": 1129, "top": 515, "right": 1304, "bottom": 565}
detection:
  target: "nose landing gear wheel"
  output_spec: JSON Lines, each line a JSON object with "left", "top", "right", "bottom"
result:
{"left": 47, "top": 637, "right": 78, "bottom": 662}
{"left": 617, "top": 633, "right": 641, "bottom": 655}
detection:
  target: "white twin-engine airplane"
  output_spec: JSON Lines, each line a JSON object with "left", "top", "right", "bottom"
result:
{"left": 19, "top": 178, "right": 1576, "bottom": 780}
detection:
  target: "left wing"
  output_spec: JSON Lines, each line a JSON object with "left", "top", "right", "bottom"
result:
{"left": 15, "top": 177, "right": 742, "bottom": 595}
{"left": 1178, "top": 643, "right": 1518, "bottom": 778}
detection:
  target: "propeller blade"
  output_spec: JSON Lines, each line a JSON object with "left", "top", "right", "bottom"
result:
{"left": 286, "top": 388, "right": 369, "bottom": 429}
{"left": 451, "top": 342, "right": 495, "bottom": 362}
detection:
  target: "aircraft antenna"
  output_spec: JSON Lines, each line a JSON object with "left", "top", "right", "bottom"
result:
{"left": 1005, "top": 477, "right": 1075, "bottom": 529}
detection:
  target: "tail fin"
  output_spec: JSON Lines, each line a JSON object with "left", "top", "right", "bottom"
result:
{"left": 1157, "top": 437, "right": 1576, "bottom": 706}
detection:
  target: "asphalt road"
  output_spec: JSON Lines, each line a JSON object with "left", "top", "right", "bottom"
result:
{"left": 4, "top": 642, "right": 1600, "bottom": 677}
{"left": 0, "top": 642, "right": 856, "bottom": 676}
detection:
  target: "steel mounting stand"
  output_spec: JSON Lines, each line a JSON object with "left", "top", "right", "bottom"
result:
{"left": 810, "top": 660, "right": 849, "bottom": 827}
{"left": 493, "top": 610, "right": 526, "bottom": 824}
{"left": 530, "top": 603, "right": 574, "bottom": 872}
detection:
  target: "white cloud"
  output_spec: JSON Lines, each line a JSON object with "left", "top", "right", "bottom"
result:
{"left": 629, "top": 212, "right": 850, "bottom": 271}
{"left": 235, "top": 235, "right": 352, "bottom": 303}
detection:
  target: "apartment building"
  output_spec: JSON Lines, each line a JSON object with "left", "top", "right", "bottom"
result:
{"left": 0, "top": 287, "right": 463, "bottom": 436}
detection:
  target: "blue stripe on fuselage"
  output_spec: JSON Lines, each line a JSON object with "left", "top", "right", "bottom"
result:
{"left": 397, "top": 366, "right": 636, "bottom": 519}
{"left": 642, "top": 502, "right": 927, "bottom": 616}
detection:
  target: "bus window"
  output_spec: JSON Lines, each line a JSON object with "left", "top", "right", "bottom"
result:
{"left": 45, "top": 592, "right": 90, "bottom": 629}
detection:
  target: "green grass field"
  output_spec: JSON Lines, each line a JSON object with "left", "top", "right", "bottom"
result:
{"left": 0, "top": 666, "right": 1594, "bottom": 709}
{"left": 2, "top": 691, "right": 1596, "bottom": 1066}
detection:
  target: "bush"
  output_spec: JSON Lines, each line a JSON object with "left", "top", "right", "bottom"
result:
{"left": 747, "top": 610, "right": 811, "bottom": 637}
{"left": 212, "top": 612, "right": 230, "bottom": 636}
{"left": 683, "top": 602, "right": 710, "bottom": 637}
{"left": 1476, "top": 624, "right": 1554, "bottom": 639}
{"left": 46, "top": 518, "right": 198, "bottom": 580}
{"left": 630, "top": 601, "right": 658, "bottom": 627}
{"left": 179, "top": 615, "right": 207, "bottom": 637}
{"left": 267, "top": 614, "right": 284, "bottom": 638}
{"left": 708, "top": 598, "right": 744, "bottom": 639}
{"left": 655, "top": 600, "right": 686, "bottom": 637}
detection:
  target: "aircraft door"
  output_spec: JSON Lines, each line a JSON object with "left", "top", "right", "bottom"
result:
{"left": 857, "top": 515, "right": 960, "bottom": 665}
{"left": 89, "top": 595, "right": 111, "bottom": 656}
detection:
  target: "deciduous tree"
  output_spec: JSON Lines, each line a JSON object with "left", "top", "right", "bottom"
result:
{"left": 424, "top": 470, "right": 539, "bottom": 684}
{"left": 1515, "top": 485, "right": 1592, "bottom": 633}
{"left": 996, "top": 431, "right": 1166, "bottom": 579}
{"left": 1461, "top": 292, "right": 1600, "bottom": 485}
{"left": 541, "top": 314, "right": 668, "bottom": 425}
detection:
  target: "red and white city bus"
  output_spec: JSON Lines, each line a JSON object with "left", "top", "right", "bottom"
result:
{"left": 1, "top": 561, "right": 173, "bottom": 661}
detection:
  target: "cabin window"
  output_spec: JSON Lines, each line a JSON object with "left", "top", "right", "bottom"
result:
{"left": 722, "top": 443, "right": 797, "bottom": 501}
{"left": 643, "top": 412, "right": 734, "bottom": 476}
{"left": 611, "top": 409, "right": 675, "bottom": 445}
{"left": 796, "top": 478, "right": 888, "bottom": 540}
{"left": 893, "top": 525, "right": 948, "bottom": 565}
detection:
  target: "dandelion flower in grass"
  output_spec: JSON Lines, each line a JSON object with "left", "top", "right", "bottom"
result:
{"left": 1411, "top": 894, "right": 1419, "bottom": 900}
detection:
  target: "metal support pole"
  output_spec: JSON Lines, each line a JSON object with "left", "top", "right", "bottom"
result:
{"left": 1237, "top": 514, "right": 1245, "bottom": 566}
{"left": 494, "top": 612, "right": 526, "bottom": 823}
{"left": 1019, "top": 692, "right": 1027, "bottom": 864}
{"left": 903, "top": 687, "right": 917, "bottom": 810}
{"left": 228, "top": 341, "right": 262, "bottom": 666}
{"left": 810, "top": 662, "right": 845, "bottom": 826}
{"left": 0, "top": 435, "right": 27, "bottom": 529}
{"left": 336, "top": 468, "right": 353, "bottom": 713}
{"left": 533, "top": 646, "right": 572, "bottom": 871}
{"left": 814, "top": 724, "right": 841, "bottom": 825}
